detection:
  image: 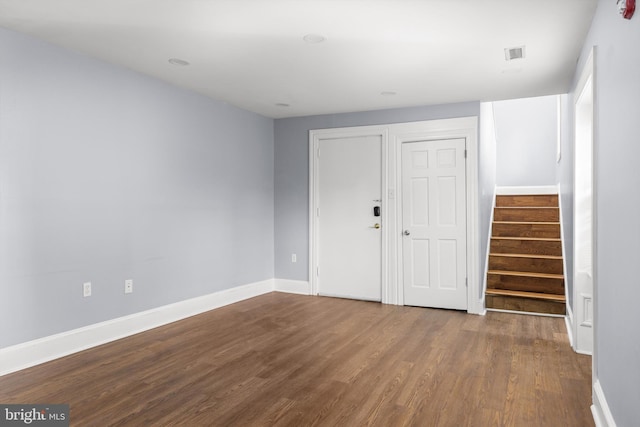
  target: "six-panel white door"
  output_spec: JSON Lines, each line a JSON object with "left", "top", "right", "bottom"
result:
{"left": 402, "top": 138, "right": 467, "bottom": 310}
{"left": 317, "top": 135, "right": 382, "bottom": 301}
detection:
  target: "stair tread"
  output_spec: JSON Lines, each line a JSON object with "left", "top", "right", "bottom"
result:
{"left": 493, "top": 221, "right": 560, "bottom": 225}
{"left": 489, "top": 253, "right": 563, "bottom": 260}
{"left": 488, "top": 270, "right": 564, "bottom": 279}
{"left": 486, "top": 288, "right": 566, "bottom": 302}
{"left": 492, "top": 236, "right": 561, "bottom": 242}
{"left": 495, "top": 206, "right": 558, "bottom": 209}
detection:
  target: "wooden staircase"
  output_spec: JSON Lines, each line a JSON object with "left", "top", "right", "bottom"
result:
{"left": 485, "top": 194, "right": 566, "bottom": 315}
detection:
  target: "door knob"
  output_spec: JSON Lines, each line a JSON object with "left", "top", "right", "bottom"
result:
{"left": 370, "top": 223, "right": 381, "bottom": 229}
{"left": 403, "top": 230, "right": 410, "bottom": 236}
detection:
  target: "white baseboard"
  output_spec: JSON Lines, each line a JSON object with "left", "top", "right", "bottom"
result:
{"left": 592, "top": 380, "right": 617, "bottom": 427}
{"left": 495, "top": 185, "right": 559, "bottom": 195}
{"left": 274, "top": 279, "right": 311, "bottom": 295}
{"left": 0, "top": 279, "right": 275, "bottom": 377}
{"left": 565, "top": 303, "right": 575, "bottom": 349}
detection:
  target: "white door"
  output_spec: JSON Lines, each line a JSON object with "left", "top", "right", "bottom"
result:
{"left": 317, "top": 135, "right": 382, "bottom": 301}
{"left": 402, "top": 138, "right": 467, "bottom": 310}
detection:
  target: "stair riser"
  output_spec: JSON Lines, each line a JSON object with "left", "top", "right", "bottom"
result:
{"left": 487, "top": 274, "right": 564, "bottom": 295}
{"left": 486, "top": 294, "right": 565, "bottom": 315}
{"left": 493, "top": 208, "right": 559, "bottom": 222}
{"left": 490, "top": 239, "right": 562, "bottom": 256}
{"left": 489, "top": 255, "right": 563, "bottom": 274}
{"left": 496, "top": 195, "right": 559, "bottom": 208}
{"left": 492, "top": 223, "right": 560, "bottom": 239}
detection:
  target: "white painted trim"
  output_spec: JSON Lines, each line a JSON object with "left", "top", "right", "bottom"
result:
{"left": 557, "top": 182, "right": 575, "bottom": 349}
{"left": 495, "top": 185, "right": 558, "bottom": 195}
{"left": 565, "top": 303, "right": 575, "bottom": 349}
{"left": 0, "top": 279, "right": 275, "bottom": 377}
{"left": 573, "top": 46, "right": 596, "bottom": 360}
{"left": 274, "top": 279, "right": 311, "bottom": 295}
{"left": 392, "top": 117, "right": 481, "bottom": 314}
{"left": 592, "top": 380, "right": 617, "bottom": 427}
{"left": 481, "top": 187, "right": 497, "bottom": 314}
{"left": 486, "top": 308, "right": 565, "bottom": 318}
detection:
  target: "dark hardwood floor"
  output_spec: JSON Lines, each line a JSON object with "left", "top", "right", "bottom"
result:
{"left": 0, "top": 292, "right": 593, "bottom": 426}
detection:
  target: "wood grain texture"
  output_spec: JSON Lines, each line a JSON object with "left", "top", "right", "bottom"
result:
{"left": 493, "top": 207, "right": 559, "bottom": 222}
{"left": 492, "top": 222, "right": 561, "bottom": 239}
{"left": 0, "top": 293, "right": 591, "bottom": 426}
{"left": 489, "top": 254, "right": 563, "bottom": 275}
{"left": 487, "top": 194, "right": 566, "bottom": 315}
{"left": 496, "top": 195, "right": 558, "bottom": 208}
{"left": 485, "top": 294, "right": 566, "bottom": 315}
{"left": 487, "top": 271, "right": 565, "bottom": 294}
{"left": 490, "top": 237, "right": 562, "bottom": 256}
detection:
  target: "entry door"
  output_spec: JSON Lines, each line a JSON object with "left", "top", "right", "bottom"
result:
{"left": 402, "top": 138, "right": 467, "bottom": 310}
{"left": 317, "top": 135, "right": 382, "bottom": 301}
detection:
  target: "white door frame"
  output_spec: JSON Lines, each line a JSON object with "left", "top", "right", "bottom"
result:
{"left": 573, "top": 48, "right": 596, "bottom": 357}
{"left": 309, "top": 117, "right": 480, "bottom": 313}
{"left": 309, "top": 126, "right": 390, "bottom": 301}
{"left": 392, "top": 118, "right": 479, "bottom": 313}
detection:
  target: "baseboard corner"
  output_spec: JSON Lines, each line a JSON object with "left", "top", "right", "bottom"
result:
{"left": 565, "top": 304, "right": 575, "bottom": 349}
{"left": 592, "top": 380, "right": 617, "bottom": 427}
{"left": 274, "top": 278, "right": 311, "bottom": 295}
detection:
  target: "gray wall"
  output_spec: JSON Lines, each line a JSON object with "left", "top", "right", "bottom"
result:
{"left": 273, "top": 102, "right": 481, "bottom": 282}
{"left": 0, "top": 27, "right": 274, "bottom": 348}
{"left": 494, "top": 95, "right": 558, "bottom": 186}
{"left": 573, "top": 0, "right": 640, "bottom": 424}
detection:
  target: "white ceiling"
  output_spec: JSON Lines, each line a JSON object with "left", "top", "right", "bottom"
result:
{"left": 0, "top": 0, "right": 597, "bottom": 118}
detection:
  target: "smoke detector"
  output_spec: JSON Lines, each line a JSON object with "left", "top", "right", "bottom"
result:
{"left": 504, "top": 46, "right": 526, "bottom": 61}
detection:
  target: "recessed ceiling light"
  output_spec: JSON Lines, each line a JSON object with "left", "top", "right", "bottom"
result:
{"left": 275, "top": 103, "right": 290, "bottom": 107}
{"left": 504, "top": 46, "right": 525, "bottom": 61}
{"left": 381, "top": 91, "right": 397, "bottom": 96}
{"left": 168, "top": 58, "right": 190, "bottom": 66}
{"left": 303, "top": 34, "right": 326, "bottom": 44}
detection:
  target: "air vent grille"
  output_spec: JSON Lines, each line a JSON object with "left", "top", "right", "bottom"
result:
{"left": 504, "top": 46, "right": 525, "bottom": 61}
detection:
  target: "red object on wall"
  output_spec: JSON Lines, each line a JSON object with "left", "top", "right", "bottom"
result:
{"left": 622, "top": 0, "right": 636, "bottom": 19}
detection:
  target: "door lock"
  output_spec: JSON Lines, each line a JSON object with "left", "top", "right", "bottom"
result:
{"left": 403, "top": 230, "right": 411, "bottom": 236}
{"left": 370, "top": 223, "right": 381, "bottom": 229}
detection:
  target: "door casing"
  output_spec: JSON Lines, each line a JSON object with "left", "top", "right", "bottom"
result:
{"left": 309, "top": 117, "right": 481, "bottom": 313}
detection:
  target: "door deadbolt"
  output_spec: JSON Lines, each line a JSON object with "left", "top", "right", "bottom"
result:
{"left": 370, "top": 223, "right": 381, "bottom": 229}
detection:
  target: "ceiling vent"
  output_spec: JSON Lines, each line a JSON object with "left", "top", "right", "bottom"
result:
{"left": 504, "top": 46, "right": 525, "bottom": 61}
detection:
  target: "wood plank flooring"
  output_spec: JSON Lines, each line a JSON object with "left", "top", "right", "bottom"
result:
{"left": 0, "top": 293, "right": 593, "bottom": 426}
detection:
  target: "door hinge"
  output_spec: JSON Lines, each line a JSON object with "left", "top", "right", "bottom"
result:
{"left": 464, "top": 149, "right": 467, "bottom": 159}
{"left": 465, "top": 278, "right": 468, "bottom": 287}
{"left": 317, "top": 267, "right": 320, "bottom": 277}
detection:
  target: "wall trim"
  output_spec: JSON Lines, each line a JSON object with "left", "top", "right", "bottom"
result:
{"left": 391, "top": 117, "right": 481, "bottom": 313}
{"left": 592, "top": 380, "right": 617, "bottom": 427}
{"left": 565, "top": 303, "right": 575, "bottom": 349}
{"left": 0, "top": 279, "right": 275, "bottom": 377}
{"left": 495, "top": 185, "right": 558, "bottom": 195}
{"left": 274, "top": 279, "right": 311, "bottom": 295}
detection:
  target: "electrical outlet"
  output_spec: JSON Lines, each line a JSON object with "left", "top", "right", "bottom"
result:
{"left": 125, "top": 279, "right": 133, "bottom": 294}
{"left": 83, "top": 282, "right": 92, "bottom": 297}
{"left": 291, "top": 253, "right": 297, "bottom": 263}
